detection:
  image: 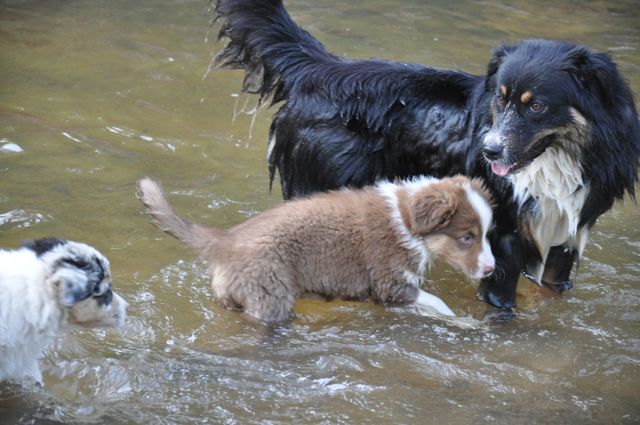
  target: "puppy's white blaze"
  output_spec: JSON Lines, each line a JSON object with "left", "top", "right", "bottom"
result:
{"left": 377, "top": 177, "right": 438, "bottom": 282}
{"left": 415, "top": 289, "right": 455, "bottom": 316}
{"left": 464, "top": 184, "right": 495, "bottom": 278}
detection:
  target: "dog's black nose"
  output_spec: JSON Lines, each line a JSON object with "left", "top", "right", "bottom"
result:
{"left": 482, "top": 144, "right": 504, "bottom": 161}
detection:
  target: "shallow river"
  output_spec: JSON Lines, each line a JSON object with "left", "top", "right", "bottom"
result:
{"left": 1, "top": 0, "right": 639, "bottom": 423}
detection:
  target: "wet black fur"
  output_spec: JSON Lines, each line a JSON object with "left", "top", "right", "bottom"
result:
{"left": 213, "top": 0, "right": 640, "bottom": 309}
{"left": 23, "top": 237, "right": 66, "bottom": 256}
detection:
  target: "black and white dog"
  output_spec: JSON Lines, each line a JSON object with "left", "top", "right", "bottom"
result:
{"left": 211, "top": 0, "right": 640, "bottom": 309}
{"left": 0, "top": 238, "right": 127, "bottom": 383}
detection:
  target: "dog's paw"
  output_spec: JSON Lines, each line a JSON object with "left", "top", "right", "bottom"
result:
{"left": 542, "top": 279, "right": 573, "bottom": 293}
{"left": 481, "top": 308, "right": 516, "bottom": 323}
{"left": 414, "top": 290, "right": 456, "bottom": 316}
{"left": 476, "top": 285, "right": 516, "bottom": 310}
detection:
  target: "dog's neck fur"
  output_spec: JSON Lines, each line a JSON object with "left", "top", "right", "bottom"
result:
{"left": 376, "top": 178, "right": 437, "bottom": 286}
{"left": 0, "top": 249, "right": 64, "bottom": 381}
{"left": 510, "top": 145, "right": 590, "bottom": 281}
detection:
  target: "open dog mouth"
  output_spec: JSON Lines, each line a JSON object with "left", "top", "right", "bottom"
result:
{"left": 490, "top": 136, "right": 554, "bottom": 177}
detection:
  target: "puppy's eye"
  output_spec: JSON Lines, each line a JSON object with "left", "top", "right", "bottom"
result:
{"left": 496, "top": 94, "right": 506, "bottom": 106}
{"left": 529, "top": 102, "right": 544, "bottom": 112}
{"left": 459, "top": 234, "right": 475, "bottom": 246}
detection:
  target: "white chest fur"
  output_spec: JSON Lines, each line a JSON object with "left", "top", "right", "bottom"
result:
{"left": 377, "top": 178, "right": 436, "bottom": 286}
{"left": 510, "top": 147, "right": 590, "bottom": 281}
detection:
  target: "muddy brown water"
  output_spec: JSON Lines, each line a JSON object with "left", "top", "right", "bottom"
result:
{"left": 1, "top": 0, "right": 639, "bottom": 423}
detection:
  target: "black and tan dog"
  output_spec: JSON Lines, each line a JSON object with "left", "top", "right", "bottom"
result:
{"left": 211, "top": 0, "right": 640, "bottom": 309}
{"left": 138, "top": 176, "right": 494, "bottom": 324}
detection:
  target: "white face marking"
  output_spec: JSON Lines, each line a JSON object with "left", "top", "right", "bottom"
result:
{"left": 464, "top": 184, "right": 495, "bottom": 279}
{"left": 377, "top": 177, "right": 439, "bottom": 281}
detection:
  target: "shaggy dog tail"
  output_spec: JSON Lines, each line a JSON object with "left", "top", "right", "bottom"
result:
{"left": 211, "top": 0, "right": 336, "bottom": 105}
{"left": 137, "top": 178, "right": 216, "bottom": 251}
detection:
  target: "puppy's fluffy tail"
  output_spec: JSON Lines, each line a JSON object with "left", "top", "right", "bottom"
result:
{"left": 137, "top": 178, "right": 216, "bottom": 250}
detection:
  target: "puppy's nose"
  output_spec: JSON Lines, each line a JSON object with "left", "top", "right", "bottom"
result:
{"left": 482, "top": 265, "right": 495, "bottom": 277}
{"left": 482, "top": 144, "right": 504, "bottom": 161}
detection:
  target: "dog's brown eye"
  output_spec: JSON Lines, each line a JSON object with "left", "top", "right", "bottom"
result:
{"left": 496, "top": 94, "right": 506, "bottom": 106}
{"left": 530, "top": 102, "right": 544, "bottom": 112}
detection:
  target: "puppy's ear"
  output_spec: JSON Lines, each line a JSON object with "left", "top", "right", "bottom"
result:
{"left": 407, "top": 184, "right": 459, "bottom": 236}
{"left": 55, "top": 254, "right": 107, "bottom": 306}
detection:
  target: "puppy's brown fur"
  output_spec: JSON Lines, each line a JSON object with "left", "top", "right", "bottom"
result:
{"left": 137, "top": 176, "right": 494, "bottom": 324}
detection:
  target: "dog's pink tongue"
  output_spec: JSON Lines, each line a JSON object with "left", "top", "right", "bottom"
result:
{"left": 491, "top": 163, "right": 511, "bottom": 177}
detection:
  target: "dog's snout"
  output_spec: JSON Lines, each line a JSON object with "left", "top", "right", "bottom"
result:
{"left": 482, "top": 143, "right": 504, "bottom": 161}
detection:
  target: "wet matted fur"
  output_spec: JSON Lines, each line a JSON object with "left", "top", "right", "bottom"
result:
{"left": 0, "top": 239, "right": 127, "bottom": 383}
{"left": 211, "top": 0, "right": 640, "bottom": 310}
{"left": 138, "top": 176, "right": 494, "bottom": 324}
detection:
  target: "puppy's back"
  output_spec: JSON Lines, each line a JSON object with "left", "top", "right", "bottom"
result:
{"left": 138, "top": 179, "right": 387, "bottom": 273}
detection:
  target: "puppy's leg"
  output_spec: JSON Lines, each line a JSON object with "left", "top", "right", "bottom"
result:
{"left": 414, "top": 289, "right": 455, "bottom": 316}
{"left": 245, "top": 297, "right": 295, "bottom": 325}
{"left": 372, "top": 281, "right": 456, "bottom": 317}
{"left": 241, "top": 272, "right": 298, "bottom": 325}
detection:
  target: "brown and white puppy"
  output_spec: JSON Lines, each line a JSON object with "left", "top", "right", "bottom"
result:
{"left": 137, "top": 175, "right": 494, "bottom": 324}
{"left": 0, "top": 238, "right": 128, "bottom": 383}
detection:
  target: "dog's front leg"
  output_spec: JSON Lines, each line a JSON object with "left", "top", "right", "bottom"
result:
{"left": 477, "top": 232, "right": 523, "bottom": 309}
{"left": 414, "top": 290, "right": 456, "bottom": 316}
{"left": 372, "top": 280, "right": 455, "bottom": 316}
{"left": 541, "top": 245, "right": 577, "bottom": 293}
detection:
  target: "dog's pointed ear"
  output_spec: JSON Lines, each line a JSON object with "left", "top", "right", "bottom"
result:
{"left": 485, "top": 43, "right": 517, "bottom": 90}
{"left": 406, "top": 184, "right": 459, "bottom": 236}
{"left": 565, "top": 47, "right": 619, "bottom": 107}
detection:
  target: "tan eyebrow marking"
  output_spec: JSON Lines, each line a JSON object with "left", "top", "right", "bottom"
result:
{"left": 520, "top": 91, "right": 533, "bottom": 104}
{"left": 500, "top": 85, "right": 507, "bottom": 97}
